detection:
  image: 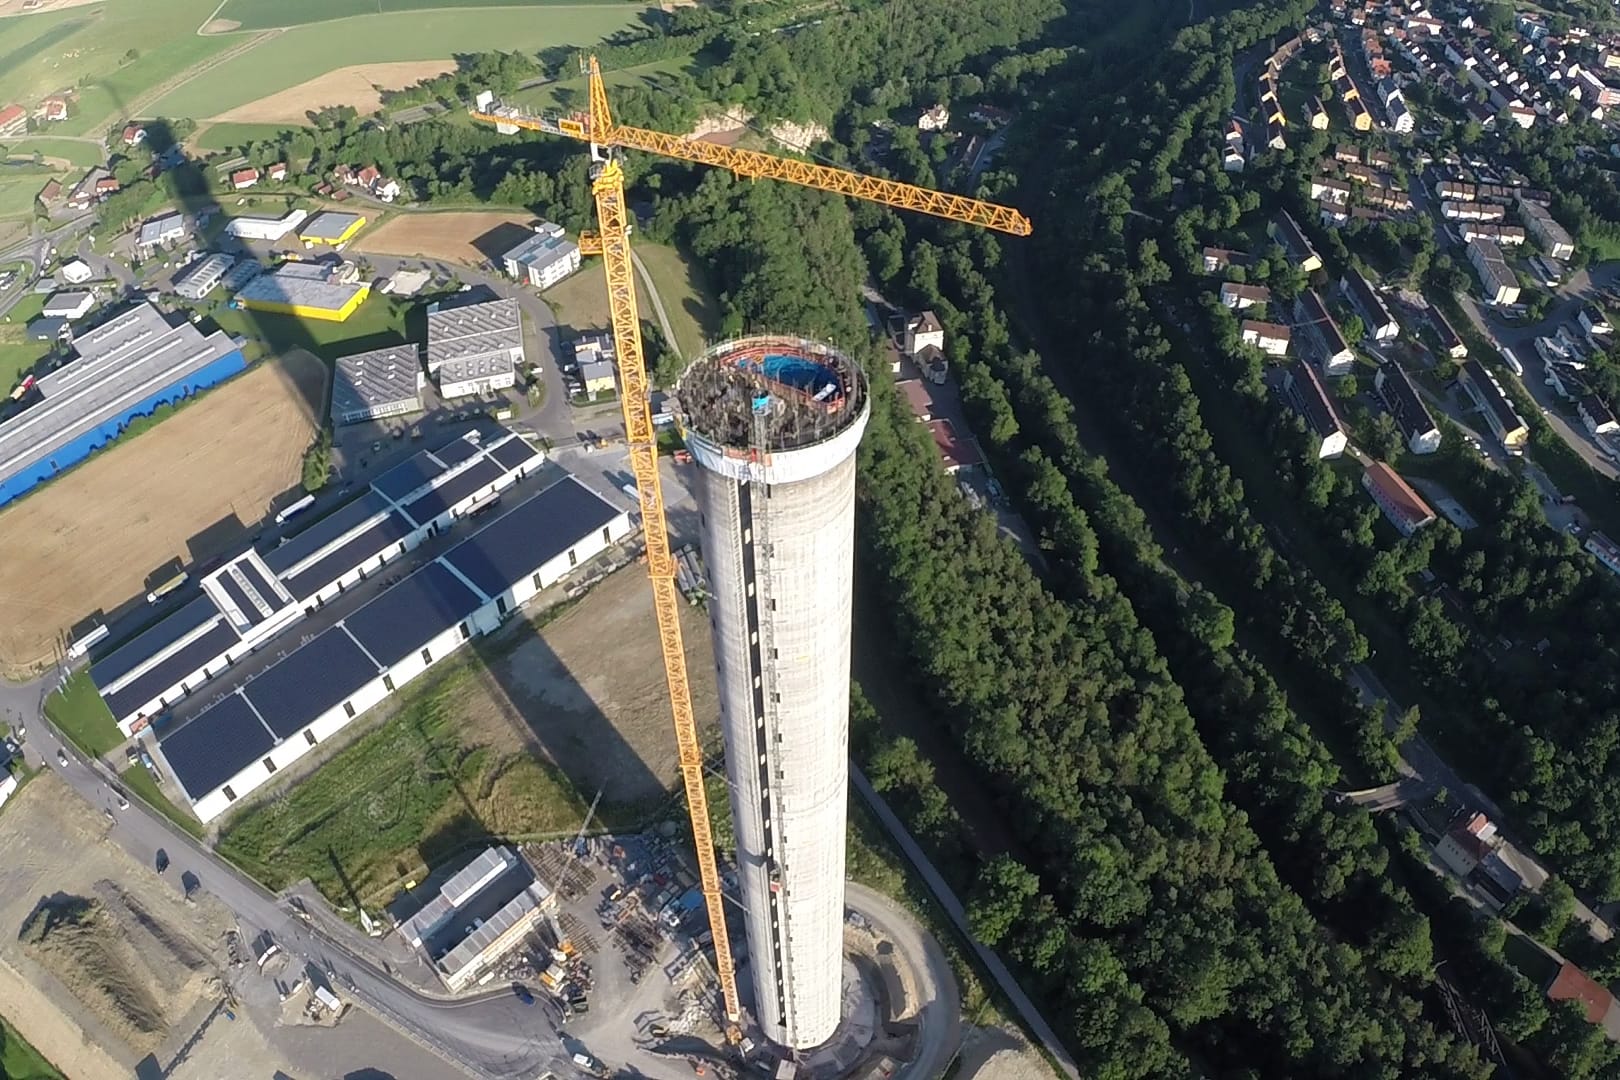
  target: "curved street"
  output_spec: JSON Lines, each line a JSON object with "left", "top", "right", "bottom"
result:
{"left": 27, "top": 715, "right": 573, "bottom": 1079}
{"left": 844, "top": 881, "right": 962, "bottom": 1080}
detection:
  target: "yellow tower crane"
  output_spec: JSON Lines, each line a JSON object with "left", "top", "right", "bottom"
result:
{"left": 472, "top": 58, "right": 1030, "bottom": 1030}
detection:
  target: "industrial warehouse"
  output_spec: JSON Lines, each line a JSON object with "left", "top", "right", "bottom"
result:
{"left": 148, "top": 469, "right": 630, "bottom": 821}
{"left": 331, "top": 345, "right": 425, "bottom": 424}
{"left": 394, "top": 846, "right": 555, "bottom": 991}
{"left": 88, "top": 427, "right": 551, "bottom": 736}
{"left": 234, "top": 260, "right": 371, "bottom": 321}
{"left": 0, "top": 302, "right": 246, "bottom": 506}
{"left": 426, "top": 294, "right": 524, "bottom": 399}
{"left": 297, "top": 210, "right": 367, "bottom": 247}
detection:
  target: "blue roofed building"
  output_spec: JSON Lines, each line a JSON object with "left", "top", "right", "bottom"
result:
{"left": 0, "top": 303, "right": 246, "bottom": 507}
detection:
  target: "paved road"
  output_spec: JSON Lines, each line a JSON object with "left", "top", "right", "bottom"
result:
{"left": 850, "top": 764, "right": 1081, "bottom": 1080}
{"left": 0, "top": 213, "right": 97, "bottom": 321}
{"left": 1455, "top": 262, "right": 1620, "bottom": 479}
{"left": 1338, "top": 777, "right": 1438, "bottom": 812}
{"left": 26, "top": 718, "right": 577, "bottom": 1079}
{"left": 845, "top": 881, "right": 962, "bottom": 1080}
{"left": 1348, "top": 665, "right": 1611, "bottom": 941}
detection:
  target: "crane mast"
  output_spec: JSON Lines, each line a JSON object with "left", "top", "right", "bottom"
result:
{"left": 474, "top": 55, "right": 1030, "bottom": 1037}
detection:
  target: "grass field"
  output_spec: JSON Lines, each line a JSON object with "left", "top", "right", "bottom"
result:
{"left": 118, "top": 764, "right": 203, "bottom": 839}
{"left": 544, "top": 241, "right": 717, "bottom": 361}
{"left": 193, "top": 121, "right": 297, "bottom": 152}
{"left": 0, "top": 0, "right": 231, "bottom": 135}
{"left": 634, "top": 242, "right": 718, "bottom": 359}
{"left": 207, "top": 291, "right": 411, "bottom": 359}
{"left": 44, "top": 672, "right": 122, "bottom": 757}
{"left": 1, "top": 138, "right": 103, "bottom": 169}
{"left": 0, "top": 293, "right": 51, "bottom": 401}
{"left": 216, "top": 657, "right": 592, "bottom": 907}
{"left": 212, "top": 0, "right": 630, "bottom": 32}
{"left": 151, "top": 6, "right": 651, "bottom": 119}
{"left": 0, "top": 352, "right": 326, "bottom": 677}
{"left": 0, "top": 1013, "right": 64, "bottom": 1080}
{"left": 0, "top": 165, "right": 56, "bottom": 221}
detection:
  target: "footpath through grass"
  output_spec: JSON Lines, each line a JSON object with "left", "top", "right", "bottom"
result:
{"left": 217, "top": 659, "right": 590, "bottom": 907}
{"left": 44, "top": 673, "right": 123, "bottom": 757}
{"left": 0, "top": 1014, "right": 62, "bottom": 1080}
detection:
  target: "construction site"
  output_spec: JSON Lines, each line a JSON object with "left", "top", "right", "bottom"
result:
{"left": 449, "top": 55, "right": 1030, "bottom": 1076}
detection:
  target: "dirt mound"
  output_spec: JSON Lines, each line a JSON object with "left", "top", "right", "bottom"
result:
{"left": 91, "top": 880, "right": 210, "bottom": 989}
{"left": 19, "top": 895, "right": 168, "bottom": 1050}
{"left": 200, "top": 18, "right": 241, "bottom": 33}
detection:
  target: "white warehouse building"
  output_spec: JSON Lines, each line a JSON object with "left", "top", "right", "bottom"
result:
{"left": 225, "top": 208, "right": 309, "bottom": 242}
{"left": 153, "top": 474, "right": 631, "bottom": 822}
{"left": 89, "top": 430, "right": 547, "bottom": 735}
{"left": 426, "top": 296, "right": 523, "bottom": 400}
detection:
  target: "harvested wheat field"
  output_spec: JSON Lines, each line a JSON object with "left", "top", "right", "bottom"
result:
{"left": 454, "top": 566, "right": 719, "bottom": 808}
{"left": 0, "top": 775, "right": 231, "bottom": 1076}
{"left": 207, "top": 61, "right": 455, "bottom": 124}
{"left": 356, "top": 210, "right": 535, "bottom": 266}
{"left": 0, "top": 350, "right": 326, "bottom": 676}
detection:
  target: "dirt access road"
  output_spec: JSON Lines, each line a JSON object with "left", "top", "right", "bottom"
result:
{"left": 0, "top": 350, "right": 325, "bottom": 677}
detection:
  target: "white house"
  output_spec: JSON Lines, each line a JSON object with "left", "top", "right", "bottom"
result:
{"left": 1220, "top": 282, "right": 1271, "bottom": 310}
{"left": 918, "top": 104, "right": 950, "bottom": 132}
{"left": 1241, "top": 319, "right": 1291, "bottom": 356}
{"left": 41, "top": 290, "right": 94, "bottom": 320}
{"left": 58, "top": 259, "right": 93, "bottom": 285}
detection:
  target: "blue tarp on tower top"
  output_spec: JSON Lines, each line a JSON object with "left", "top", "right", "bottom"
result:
{"left": 734, "top": 352, "right": 842, "bottom": 400}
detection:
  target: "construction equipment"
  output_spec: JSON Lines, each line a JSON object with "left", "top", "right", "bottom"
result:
{"left": 472, "top": 57, "right": 1030, "bottom": 1033}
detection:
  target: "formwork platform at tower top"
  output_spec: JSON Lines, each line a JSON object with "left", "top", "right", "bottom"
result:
{"left": 672, "top": 336, "right": 870, "bottom": 469}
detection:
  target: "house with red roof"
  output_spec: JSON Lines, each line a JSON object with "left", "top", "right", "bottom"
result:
{"left": 0, "top": 104, "right": 27, "bottom": 139}
{"left": 1547, "top": 962, "right": 1620, "bottom": 1039}
{"left": 230, "top": 167, "right": 260, "bottom": 191}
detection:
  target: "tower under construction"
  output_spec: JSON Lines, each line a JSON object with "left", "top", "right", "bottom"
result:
{"left": 674, "top": 335, "right": 870, "bottom": 1050}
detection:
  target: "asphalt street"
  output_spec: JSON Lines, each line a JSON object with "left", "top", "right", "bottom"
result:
{"left": 844, "top": 882, "right": 962, "bottom": 1080}
{"left": 359, "top": 253, "right": 580, "bottom": 445}
{"left": 25, "top": 721, "right": 578, "bottom": 1080}
{"left": 0, "top": 213, "right": 97, "bottom": 321}
{"left": 851, "top": 765, "right": 1079, "bottom": 1080}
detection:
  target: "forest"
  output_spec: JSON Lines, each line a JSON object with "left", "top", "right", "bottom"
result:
{"left": 621, "top": 1, "right": 1540, "bottom": 1078}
